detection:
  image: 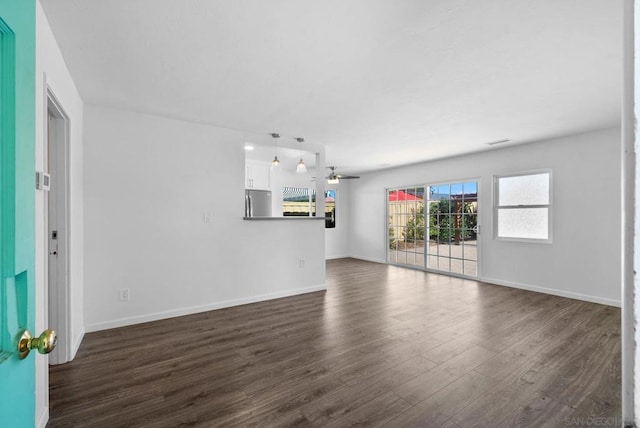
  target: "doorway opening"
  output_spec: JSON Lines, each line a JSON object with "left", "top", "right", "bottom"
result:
{"left": 46, "top": 89, "right": 71, "bottom": 365}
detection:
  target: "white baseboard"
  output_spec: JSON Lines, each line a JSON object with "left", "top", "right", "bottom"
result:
{"left": 85, "top": 284, "right": 327, "bottom": 332}
{"left": 343, "top": 256, "right": 620, "bottom": 307}
{"left": 36, "top": 407, "right": 49, "bottom": 428}
{"left": 326, "top": 254, "right": 350, "bottom": 260}
{"left": 479, "top": 276, "right": 621, "bottom": 308}
{"left": 347, "top": 255, "right": 386, "bottom": 264}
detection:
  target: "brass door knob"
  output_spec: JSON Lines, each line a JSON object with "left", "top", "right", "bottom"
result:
{"left": 18, "top": 329, "right": 57, "bottom": 360}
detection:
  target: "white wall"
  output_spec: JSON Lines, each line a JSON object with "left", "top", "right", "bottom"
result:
{"left": 348, "top": 128, "right": 621, "bottom": 306}
{"left": 83, "top": 105, "right": 326, "bottom": 331}
{"left": 35, "top": 2, "right": 85, "bottom": 426}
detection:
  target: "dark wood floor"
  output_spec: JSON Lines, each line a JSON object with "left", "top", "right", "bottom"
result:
{"left": 48, "top": 258, "right": 621, "bottom": 427}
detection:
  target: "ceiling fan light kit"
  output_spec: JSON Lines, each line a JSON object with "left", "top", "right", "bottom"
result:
{"left": 325, "top": 166, "right": 360, "bottom": 184}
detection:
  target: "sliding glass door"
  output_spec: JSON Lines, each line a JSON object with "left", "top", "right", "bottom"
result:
{"left": 387, "top": 181, "right": 478, "bottom": 278}
{"left": 426, "top": 181, "right": 478, "bottom": 277}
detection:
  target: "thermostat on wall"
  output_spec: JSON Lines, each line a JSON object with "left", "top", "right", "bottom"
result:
{"left": 36, "top": 171, "right": 50, "bottom": 191}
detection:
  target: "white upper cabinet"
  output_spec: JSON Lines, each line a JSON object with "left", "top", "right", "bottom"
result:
{"left": 245, "top": 161, "right": 271, "bottom": 190}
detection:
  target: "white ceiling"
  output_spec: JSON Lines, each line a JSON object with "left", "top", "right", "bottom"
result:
{"left": 41, "top": 0, "right": 621, "bottom": 174}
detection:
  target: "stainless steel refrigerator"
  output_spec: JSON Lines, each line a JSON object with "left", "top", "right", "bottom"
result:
{"left": 245, "top": 189, "right": 272, "bottom": 217}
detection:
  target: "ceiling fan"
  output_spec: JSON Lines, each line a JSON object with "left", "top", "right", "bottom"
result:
{"left": 326, "top": 166, "right": 360, "bottom": 184}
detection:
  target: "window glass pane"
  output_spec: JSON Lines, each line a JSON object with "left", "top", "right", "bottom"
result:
{"left": 498, "top": 208, "right": 549, "bottom": 239}
{"left": 498, "top": 173, "right": 549, "bottom": 206}
{"left": 409, "top": 188, "right": 419, "bottom": 203}
{"left": 438, "top": 241, "right": 450, "bottom": 257}
{"left": 325, "top": 190, "right": 336, "bottom": 228}
{"left": 451, "top": 200, "right": 462, "bottom": 217}
{"left": 405, "top": 252, "right": 414, "bottom": 265}
{"left": 463, "top": 244, "right": 477, "bottom": 261}
{"left": 427, "top": 238, "right": 438, "bottom": 256}
{"left": 450, "top": 258, "right": 463, "bottom": 275}
{"left": 282, "top": 186, "right": 311, "bottom": 216}
{"left": 437, "top": 256, "right": 450, "bottom": 272}
{"left": 440, "top": 224, "right": 453, "bottom": 242}
{"left": 396, "top": 227, "right": 406, "bottom": 248}
{"left": 463, "top": 214, "right": 478, "bottom": 241}
{"left": 427, "top": 255, "right": 438, "bottom": 269}
{"left": 463, "top": 182, "right": 477, "bottom": 195}
{"left": 464, "top": 261, "right": 477, "bottom": 277}
{"left": 404, "top": 188, "right": 411, "bottom": 198}
{"left": 464, "top": 196, "right": 478, "bottom": 207}
{"left": 451, "top": 183, "right": 463, "bottom": 196}
{"left": 450, "top": 240, "right": 463, "bottom": 259}
{"left": 435, "top": 185, "right": 450, "bottom": 200}
{"left": 440, "top": 213, "right": 452, "bottom": 228}
{"left": 452, "top": 213, "right": 462, "bottom": 229}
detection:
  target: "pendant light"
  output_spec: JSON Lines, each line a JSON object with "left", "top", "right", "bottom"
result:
{"left": 295, "top": 137, "right": 307, "bottom": 173}
{"left": 271, "top": 133, "right": 280, "bottom": 166}
{"left": 296, "top": 159, "right": 307, "bottom": 174}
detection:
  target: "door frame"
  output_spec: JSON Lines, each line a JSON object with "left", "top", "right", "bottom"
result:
{"left": 45, "top": 84, "right": 71, "bottom": 364}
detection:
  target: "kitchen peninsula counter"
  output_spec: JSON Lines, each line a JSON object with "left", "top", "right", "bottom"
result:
{"left": 243, "top": 216, "right": 327, "bottom": 221}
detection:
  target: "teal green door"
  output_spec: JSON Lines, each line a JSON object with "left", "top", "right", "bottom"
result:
{"left": 0, "top": 1, "right": 37, "bottom": 427}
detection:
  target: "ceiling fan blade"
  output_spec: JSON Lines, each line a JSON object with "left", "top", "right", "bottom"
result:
{"left": 325, "top": 167, "right": 360, "bottom": 180}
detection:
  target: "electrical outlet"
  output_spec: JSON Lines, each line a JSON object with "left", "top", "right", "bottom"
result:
{"left": 119, "top": 289, "right": 130, "bottom": 301}
{"left": 203, "top": 211, "right": 213, "bottom": 223}
{"left": 299, "top": 259, "right": 305, "bottom": 268}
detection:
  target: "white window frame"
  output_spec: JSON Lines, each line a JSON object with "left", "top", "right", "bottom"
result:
{"left": 493, "top": 169, "right": 553, "bottom": 243}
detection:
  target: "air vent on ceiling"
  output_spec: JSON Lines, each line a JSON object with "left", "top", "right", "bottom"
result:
{"left": 486, "top": 139, "right": 511, "bottom": 146}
